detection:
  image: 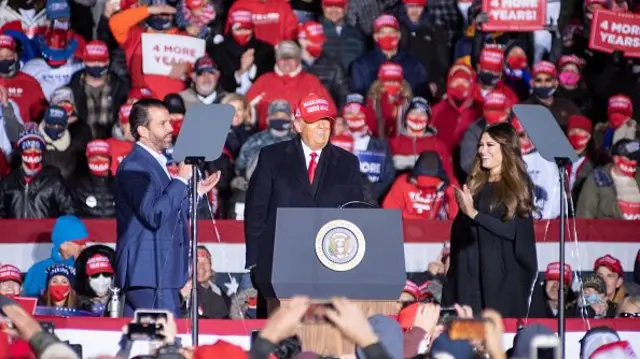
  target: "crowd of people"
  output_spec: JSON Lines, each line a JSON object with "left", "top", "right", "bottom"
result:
{"left": 0, "top": 0, "right": 639, "bottom": 356}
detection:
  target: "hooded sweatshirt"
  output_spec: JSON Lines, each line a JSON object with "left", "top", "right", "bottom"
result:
{"left": 22, "top": 215, "right": 88, "bottom": 297}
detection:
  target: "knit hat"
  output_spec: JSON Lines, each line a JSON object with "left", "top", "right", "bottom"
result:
{"left": 86, "top": 139, "right": 111, "bottom": 158}
{"left": 580, "top": 327, "right": 621, "bottom": 359}
{"left": 85, "top": 254, "right": 114, "bottom": 276}
{"left": 373, "top": 14, "right": 400, "bottom": 32}
{"left": 228, "top": 9, "right": 253, "bottom": 30}
{"left": 378, "top": 62, "right": 403, "bottom": 82}
{"left": 275, "top": 40, "right": 301, "bottom": 60}
{"left": 193, "top": 340, "right": 248, "bottom": 359}
{"left": 407, "top": 97, "right": 431, "bottom": 117}
{"left": 532, "top": 61, "right": 558, "bottom": 78}
{"left": 44, "top": 105, "right": 68, "bottom": 127}
{"left": 430, "top": 333, "right": 475, "bottom": 358}
{"left": 479, "top": 46, "right": 505, "bottom": 72}
{"left": 356, "top": 315, "right": 402, "bottom": 359}
{"left": 0, "top": 265, "right": 22, "bottom": 284}
{"left": 402, "top": 280, "right": 420, "bottom": 299}
{"left": 164, "top": 93, "right": 186, "bottom": 115}
{"left": 194, "top": 56, "right": 218, "bottom": 75}
{"left": 612, "top": 139, "right": 640, "bottom": 162}
{"left": 46, "top": 0, "right": 71, "bottom": 20}
{"left": 298, "top": 21, "right": 326, "bottom": 43}
{"left": 295, "top": 93, "right": 335, "bottom": 123}
{"left": 545, "top": 262, "right": 573, "bottom": 286}
{"left": 17, "top": 126, "right": 45, "bottom": 151}
{"left": 594, "top": 254, "right": 624, "bottom": 277}
{"left": 50, "top": 87, "right": 75, "bottom": 106}
{"left": 512, "top": 324, "right": 556, "bottom": 358}
{"left": 568, "top": 115, "right": 593, "bottom": 133}
{"left": 45, "top": 263, "right": 75, "bottom": 284}
{"left": 583, "top": 274, "right": 606, "bottom": 294}
{"left": 267, "top": 99, "right": 291, "bottom": 117}
{"left": 0, "top": 35, "right": 16, "bottom": 51}
{"left": 82, "top": 40, "right": 109, "bottom": 62}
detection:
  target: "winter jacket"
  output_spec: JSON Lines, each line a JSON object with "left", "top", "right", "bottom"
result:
{"left": 75, "top": 244, "right": 115, "bottom": 315}
{"left": 302, "top": 53, "right": 349, "bottom": 108}
{"left": 389, "top": 130, "right": 457, "bottom": 185}
{"left": 555, "top": 86, "right": 595, "bottom": 120}
{"left": 0, "top": 71, "right": 48, "bottom": 123}
{"left": 0, "top": 100, "right": 23, "bottom": 159}
{"left": 207, "top": 34, "right": 275, "bottom": 94}
{"left": 459, "top": 118, "right": 485, "bottom": 175}
{"left": 235, "top": 130, "right": 295, "bottom": 177}
{"left": 383, "top": 173, "right": 458, "bottom": 220}
{"left": 359, "top": 136, "right": 396, "bottom": 201}
{"left": 96, "top": 15, "right": 130, "bottom": 85}
{"left": 397, "top": 5, "right": 451, "bottom": 99}
{"left": 226, "top": 0, "right": 298, "bottom": 46}
{"left": 68, "top": 71, "right": 130, "bottom": 140}
{"left": 568, "top": 155, "right": 594, "bottom": 211}
{"left": 431, "top": 98, "right": 481, "bottom": 153}
{"left": 367, "top": 80, "right": 412, "bottom": 140}
{"left": 320, "top": 17, "right": 366, "bottom": 72}
{"left": 178, "top": 88, "right": 228, "bottom": 108}
{"left": 22, "top": 215, "right": 88, "bottom": 297}
{"left": 71, "top": 174, "right": 116, "bottom": 218}
{"left": 40, "top": 123, "right": 86, "bottom": 180}
{"left": 350, "top": 47, "right": 430, "bottom": 98}
{"left": 109, "top": 6, "right": 187, "bottom": 100}
{"left": 523, "top": 95, "right": 581, "bottom": 131}
{"left": 246, "top": 69, "right": 336, "bottom": 130}
{"left": 21, "top": 58, "right": 85, "bottom": 101}
{"left": 528, "top": 279, "right": 579, "bottom": 318}
{"left": 576, "top": 164, "right": 640, "bottom": 219}
{"left": 226, "top": 124, "right": 257, "bottom": 160}
{"left": 0, "top": 166, "right": 76, "bottom": 219}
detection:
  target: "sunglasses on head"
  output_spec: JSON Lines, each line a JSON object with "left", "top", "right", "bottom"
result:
{"left": 619, "top": 312, "right": 640, "bottom": 318}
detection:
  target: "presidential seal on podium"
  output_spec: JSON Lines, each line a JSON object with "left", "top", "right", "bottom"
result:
{"left": 315, "top": 219, "right": 366, "bottom": 272}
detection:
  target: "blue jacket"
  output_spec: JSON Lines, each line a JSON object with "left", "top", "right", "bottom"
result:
{"left": 114, "top": 144, "right": 189, "bottom": 290}
{"left": 22, "top": 215, "right": 88, "bottom": 297}
{"left": 349, "top": 48, "right": 429, "bottom": 98}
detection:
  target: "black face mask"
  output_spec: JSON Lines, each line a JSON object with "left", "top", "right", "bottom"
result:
{"left": 0, "top": 59, "right": 16, "bottom": 76}
{"left": 85, "top": 65, "right": 108, "bottom": 78}
{"left": 478, "top": 71, "right": 500, "bottom": 86}
{"left": 268, "top": 118, "right": 291, "bottom": 132}
{"left": 145, "top": 15, "right": 173, "bottom": 31}
{"left": 533, "top": 86, "right": 556, "bottom": 99}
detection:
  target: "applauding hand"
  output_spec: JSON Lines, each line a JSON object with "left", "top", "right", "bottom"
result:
{"left": 454, "top": 185, "right": 477, "bottom": 219}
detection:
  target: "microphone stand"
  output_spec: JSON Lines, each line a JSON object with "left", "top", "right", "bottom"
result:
{"left": 186, "top": 156, "right": 203, "bottom": 347}
{"left": 555, "top": 157, "right": 570, "bottom": 359}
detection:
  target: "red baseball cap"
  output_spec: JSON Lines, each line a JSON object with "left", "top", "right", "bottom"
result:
{"left": 373, "top": 14, "right": 399, "bottom": 32}
{"left": 298, "top": 21, "right": 326, "bottom": 43}
{"left": 594, "top": 254, "right": 624, "bottom": 277}
{"left": 86, "top": 254, "right": 114, "bottom": 276}
{"left": 532, "top": 61, "right": 557, "bottom": 78}
{"left": 0, "top": 264, "right": 22, "bottom": 284}
{"left": 545, "top": 262, "right": 572, "bottom": 286}
{"left": 608, "top": 94, "right": 633, "bottom": 116}
{"left": 567, "top": 114, "right": 593, "bottom": 133}
{"left": 128, "top": 87, "right": 153, "bottom": 101}
{"left": 83, "top": 40, "right": 109, "bottom": 62}
{"left": 193, "top": 341, "right": 248, "bottom": 359}
{"left": 229, "top": 9, "right": 253, "bottom": 30}
{"left": 322, "top": 0, "right": 347, "bottom": 7}
{"left": 295, "top": 93, "right": 335, "bottom": 123}
{"left": 511, "top": 117, "right": 525, "bottom": 133}
{"left": 484, "top": 91, "right": 509, "bottom": 112}
{"left": 119, "top": 103, "right": 133, "bottom": 124}
{"left": 557, "top": 54, "right": 584, "bottom": 69}
{"left": 403, "top": 0, "right": 426, "bottom": 5}
{"left": 0, "top": 35, "right": 16, "bottom": 51}
{"left": 86, "top": 139, "right": 111, "bottom": 157}
{"left": 397, "top": 302, "right": 419, "bottom": 330}
{"left": 479, "top": 46, "right": 505, "bottom": 72}
{"left": 378, "top": 62, "right": 404, "bottom": 82}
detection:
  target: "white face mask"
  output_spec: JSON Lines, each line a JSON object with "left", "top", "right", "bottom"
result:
{"left": 89, "top": 274, "right": 112, "bottom": 297}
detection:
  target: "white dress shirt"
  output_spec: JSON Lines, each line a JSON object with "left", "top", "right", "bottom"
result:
{"left": 301, "top": 140, "right": 322, "bottom": 170}
{"left": 137, "top": 142, "right": 188, "bottom": 184}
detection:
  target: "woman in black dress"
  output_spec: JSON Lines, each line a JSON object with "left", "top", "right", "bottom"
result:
{"left": 444, "top": 123, "right": 538, "bottom": 317}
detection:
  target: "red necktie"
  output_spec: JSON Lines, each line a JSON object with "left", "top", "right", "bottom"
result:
{"left": 308, "top": 152, "right": 318, "bottom": 183}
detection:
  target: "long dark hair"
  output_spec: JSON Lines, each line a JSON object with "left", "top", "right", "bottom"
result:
{"left": 467, "top": 123, "right": 535, "bottom": 220}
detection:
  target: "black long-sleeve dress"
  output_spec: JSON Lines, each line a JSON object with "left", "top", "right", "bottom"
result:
{"left": 443, "top": 182, "right": 538, "bottom": 318}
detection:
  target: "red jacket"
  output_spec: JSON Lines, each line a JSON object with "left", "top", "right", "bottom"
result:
{"left": 431, "top": 98, "right": 481, "bottom": 153}
{"left": 388, "top": 132, "right": 458, "bottom": 186}
{"left": 472, "top": 81, "right": 519, "bottom": 113}
{"left": 109, "top": 6, "right": 187, "bottom": 99}
{"left": 382, "top": 173, "right": 458, "bottom": 219}
{"left": 227, "top": 0, "right": 298, "bottom": 46}
{"left": 247, "top": 70, "right": 336, "bottom": 130}
{"left": 0, "top": 72, "right": 48, "bottom": 122}
{"left": 106, "top": 138, "right": 134, "bottom": 176}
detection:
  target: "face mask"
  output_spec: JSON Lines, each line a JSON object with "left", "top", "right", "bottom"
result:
{"left": 44, "top": 124, "right": 65, "bottom": 140}
{"left": 478, "top": 71, "right": 500, "bottom": 86}
{"left": 49, "top": 283, "right": 70, "bottom": 302}
{"left": 269, "top": 118, "right": 291, "bottom": 132}
{"left": 145, "top": 15, "right": 173, "bottom": 31}
{"left": 447, "top": 84, "right": 470, "bottom": 102}
{"left": 506, "top": 54, "right": 527, "bottom": 70}
{"left": 406, "top": 115, "right": 427, "bottom": 132}
{"left": 416, "top": 175, "right": 442, "bottom": 189}
{"left": 85, "top": 65, "right": 108, "bottom": 78}
{"left": 484, "top": 111, "right": 507, "bottom": 125}
{"left": 0, "top": 59, "right": 17, "bottom": 76}
{"left": 22, "top": 152, "right": 43, "bottom": 176}
{"left": 383, "top": 82, "right": 402, "bottom": 97}
{"left": 614, "top": 156, "right": 638, "bottom": 177}
{"left": 170, "top": 117, "right": 183, "bottom": 137}
{"left": 568, "top": 133, "right": 590, "bottom": 152}
{"left": 559, "top": 71, "right": 581, "bottom": 87}
{"left": 167, "top": 164, "right": 179, "bottom": 176}
{"left": 533, "top": 86, "right": 556, "bottom": 99}
{"left": 608, "top": 113, "right": 629, "bottom": 129}
{"left": 306, "top": 43, "right": 323, "bottom": 58}
{"left": 346, "top": 116, "right": 367, "bottom": 133}
{"left": 89, "top": 275, "right": 112, "bottom": 297}
{"left": 583, "top": 292, "right": 605, "bottom": 306}
{"left": 88, "top": 158, "right": 110, "bottom": 176}
{"left": 232, "top": 32, "right": 251, "bottom": 46}
{"left": 376, "top": 34, "right": 399, "bottom": 51}
{"left": 330, "top": 134, "right": 354, "bottom": 152}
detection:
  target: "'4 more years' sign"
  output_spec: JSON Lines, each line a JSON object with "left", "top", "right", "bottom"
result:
{"left": 482, "top": 0, "right": 546, "bottom": 31}
{"left": 141, "top": 33, "right": 206, "bottom": 76}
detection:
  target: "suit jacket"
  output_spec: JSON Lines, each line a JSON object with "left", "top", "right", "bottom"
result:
{"left": 114, "top": 144, "right": 189, "bottom": 290}
{"left": 244, "top": 137, "right": 365, "bottom": 275}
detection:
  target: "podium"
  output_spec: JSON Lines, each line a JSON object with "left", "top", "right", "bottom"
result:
{"left": 255, "top": 208, "right": 406, "bottom": 356}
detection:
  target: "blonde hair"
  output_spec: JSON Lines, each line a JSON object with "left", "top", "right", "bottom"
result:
{"left": 466, "top": 123, "right": 535, "bottom": 220}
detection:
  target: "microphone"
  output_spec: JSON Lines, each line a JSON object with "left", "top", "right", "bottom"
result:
{"left": 339, "top": 201, "right": 377, "bottom": 209}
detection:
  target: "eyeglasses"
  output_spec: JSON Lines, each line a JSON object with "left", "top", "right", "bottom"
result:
{"left": 618, "top": 312, "right": 640, "bottom": 318}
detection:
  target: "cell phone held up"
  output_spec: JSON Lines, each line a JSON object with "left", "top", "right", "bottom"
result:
{"left": 448, "top": 319, "right": 486, "bottom": 342}
{"left": 128, "top": 309, "right": 171, "bottom": 341}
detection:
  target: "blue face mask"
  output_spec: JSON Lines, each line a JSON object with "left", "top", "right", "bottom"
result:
{"left": 583, "top": 292, "right": 604, "bottom": 306}
{"left": 145, "top": 15, "right": 172, "bottom": 31}
{"left": 533, "top": 86, "right": 556, "bottom": 99}
{"left": 0, "top": 59, "right": 16, "bottom": 75}
{"left": 268, "top": 118, "right": 291, "bottom": 133}
{"left": 44, "top": 124, "right": 65, "bottom": 140}
{"left": 84, "top": 65, "right": 108, "bottom": 78}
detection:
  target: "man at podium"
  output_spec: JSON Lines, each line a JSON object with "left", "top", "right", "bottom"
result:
{"left": 245, "top": 93, "right": 365, "bottom": 318}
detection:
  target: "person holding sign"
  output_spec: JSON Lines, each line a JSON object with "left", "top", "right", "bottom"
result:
{"left": 382, "top": 151, "right": 458, "bottom": 220}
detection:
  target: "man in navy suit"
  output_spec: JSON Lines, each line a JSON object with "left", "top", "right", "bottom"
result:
{"left": 245, "top": 93, "right": 365, "bottom": 317}
{"left": 114, "top": 98, "right": 220, "bottom": 316}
